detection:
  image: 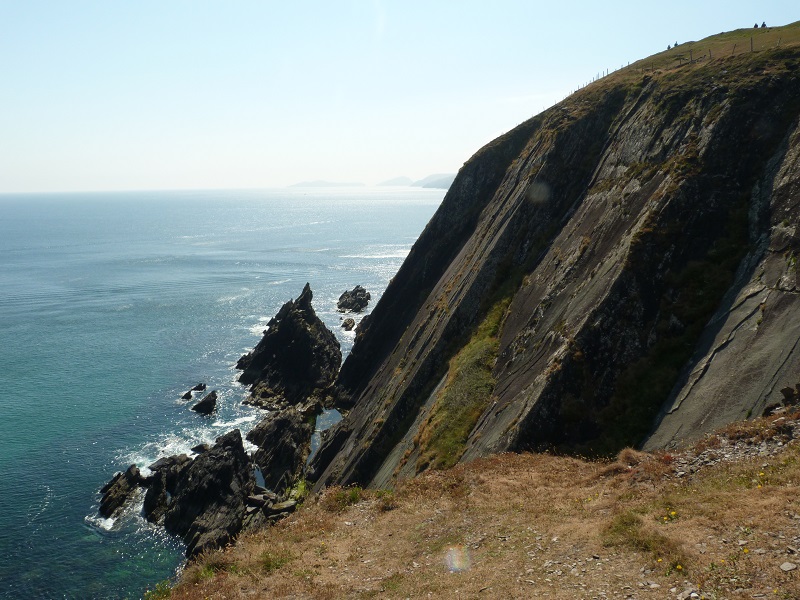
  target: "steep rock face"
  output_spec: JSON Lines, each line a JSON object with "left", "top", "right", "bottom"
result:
{"left": 311, "top": 38, "right": 800, "bottom": 489}
{"left": 644, "top": 105, "right": 800, "bottom": 448}
{"left": 237, "top": 283, "right": 341, "bottom": 409}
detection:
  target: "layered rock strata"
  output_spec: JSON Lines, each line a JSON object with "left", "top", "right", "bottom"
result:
{"left": 310, "top": 38, "right": 800, "bottom": 490}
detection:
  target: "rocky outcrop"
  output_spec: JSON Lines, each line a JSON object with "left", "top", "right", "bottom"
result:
{"left": 99, "top": 464, "right": 143, "bottom": 518}
{"left": 247, "top": 409, "right": 313, "bottom": 499}
{"left": 99, "top": 418, "right": 312, "bottom": 558}
{"left": 236, "top": 283, "right": 341, "bottom": 409}
{"left": 191, "top": 390, "right": 217, "bottom": 415}
{"left": 142, "top": 454, "right": 192, "bottom": 523}
{"left": 341, "top": 317, "right": 356, "bottom": 331}
{"left": 310, "top": 32, "right": 800, "bottom": 490}
{"left": 162, "top": 430, "right": 255, "bottom": 558}
{"left": 337, "top": 286, "right": 371, "bottom": 312}
{"left": 98, "top": 288, "right": 341, "bottom": 558}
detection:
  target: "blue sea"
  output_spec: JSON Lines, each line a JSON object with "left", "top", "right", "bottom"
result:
{"left": 0, "top": 188, "right": 443, "bottom": 599}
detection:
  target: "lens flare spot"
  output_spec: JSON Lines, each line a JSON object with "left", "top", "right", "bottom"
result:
{"left": 444, "top": 545, "right": 471, "bottom": 573}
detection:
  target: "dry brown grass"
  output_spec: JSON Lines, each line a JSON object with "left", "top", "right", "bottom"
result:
{"left": 163, "top": 416, "right": 800, "bottom": 599}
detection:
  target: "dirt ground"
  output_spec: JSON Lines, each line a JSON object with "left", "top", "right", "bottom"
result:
{"left": 163, "top": 411, "right": 800, "bottom": 599}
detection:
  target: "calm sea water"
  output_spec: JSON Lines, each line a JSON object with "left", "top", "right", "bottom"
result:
{"left": 0, "top": 188, "right": 443, "bottom": 599}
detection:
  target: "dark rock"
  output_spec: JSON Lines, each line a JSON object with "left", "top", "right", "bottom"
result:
{"left": 191, "top": 383, "right": 207, "bottom": 392}
{"left": 99, "top": 464, "right": 142, "bottom": 518}
{"left": 247, "top": 409, "right": 314, "bottom": 498}
{"left": 143, "top": 454, "right": 193, "bottom": 523}
{"left": 163, "top": 429, "right": 255, "bottom": 558}
{"left": 236, "top": 284, "right": 341, "bottom": 408}
{"left": 143, "top": 472, "right": 169, "bottom": 523}
{"left": 337, "top": 285, "right": 371, "bottom": 313}
{"left": 148, "top": 454, "right": 192, "bottom": 489}
{"left": 191, "top": 443, "right": 212, "bottom": 455}
{"left": 342, "top": 317, "right": 356, "bottom": 331}
{"left": 191, "top": 390, "right": 218, "bottom": 415}
{"left": 181, "top": 391, "right": 193, "bottom": 400}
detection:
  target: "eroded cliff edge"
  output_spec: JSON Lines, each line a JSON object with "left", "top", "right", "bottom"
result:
{"left": 310, "top": 27, "right": 800, "bottom": 490}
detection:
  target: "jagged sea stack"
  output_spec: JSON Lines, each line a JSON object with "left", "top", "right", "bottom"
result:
{"left": 236, "top": 283, "right": 341, "bottom": 410}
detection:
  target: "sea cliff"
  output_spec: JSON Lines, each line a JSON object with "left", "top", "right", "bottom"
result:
{"left": 311, "top": 22, "right": 800, "bottom": 490}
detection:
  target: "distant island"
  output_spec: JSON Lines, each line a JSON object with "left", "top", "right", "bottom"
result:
{"left": 377, "top": 174, "right": 456, "bottom": 189}
{"left": 289, "top": 180, "right": 366, "bottom": 188}
{"left": 377, "top": 176, "right": 414, "bottom": 186}
{"left": 411, "top": 173, "right": 455, "bottom": 189}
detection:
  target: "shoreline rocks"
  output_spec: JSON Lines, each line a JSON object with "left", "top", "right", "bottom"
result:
{"left": 98, "top": 284, "right": 336, "bottom": 559}
{"left": 99, "top": 464, "right": 143, "bottom": 518}
{"left": 191, "top": 390, "right": 218, "bottom": 415}
{"left": 337, "top": 285, "right": 370, "bottom": 313}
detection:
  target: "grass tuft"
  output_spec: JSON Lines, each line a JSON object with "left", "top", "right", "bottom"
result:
{"left": 413, "top": 298, "right": 509, "bottom": 471}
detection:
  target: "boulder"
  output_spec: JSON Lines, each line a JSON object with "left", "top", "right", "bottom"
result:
{"left": 181, "top": 391, "right": 193, "bottom": 400}
{"left": 191, "top": 390, "right": 218, "bottom": 415}
{"left": 337, "top": 285, "right": 371, "bottom": 312}
{"left": 191, "top": 383, "right": 207, "bottom": 392}
{"left": 342, "top": 317, "right": 356, "bottom": 331}
{"left": 236, "top": 284, "right": 341, "bottom": 408}
{"left": 191, "top": 443, "right": 212, "bottom": 455}
{"left": 99, "top": 464, "right": 143, "bottom": 518}
{"left": 162, "top": 429, "right": 256, "bottom": 558}
{"left": 247, "top": 409, "right": 314, "bottom": 498}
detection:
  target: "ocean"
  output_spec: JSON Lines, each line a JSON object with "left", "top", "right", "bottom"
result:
{"left": 0, "top": 187, "right": 443, "bottom": 599}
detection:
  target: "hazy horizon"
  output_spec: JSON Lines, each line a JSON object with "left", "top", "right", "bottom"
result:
{"left": 2, "top": 1, "right": 797, "bottom": 194}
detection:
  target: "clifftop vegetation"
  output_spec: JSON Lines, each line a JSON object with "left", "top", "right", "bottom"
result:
{"left": 160, "top": 409, "right": 800, "bottom": 599}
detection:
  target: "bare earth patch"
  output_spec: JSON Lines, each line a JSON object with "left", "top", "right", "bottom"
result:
{"left": 161, "top": 411, "right": 800, "bottom": 599}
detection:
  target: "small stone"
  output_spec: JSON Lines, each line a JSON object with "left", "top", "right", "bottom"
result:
{"left": 780, "top": 561, "right": 797, "bottom": 571}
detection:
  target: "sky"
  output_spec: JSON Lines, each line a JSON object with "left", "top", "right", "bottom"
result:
{"left": 1, "top": 1, "right": 797, "bottom": 193}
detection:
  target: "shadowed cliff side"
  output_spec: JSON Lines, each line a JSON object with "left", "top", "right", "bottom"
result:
{"left": 311, "top": 23, "right": 800, "bottom": 491}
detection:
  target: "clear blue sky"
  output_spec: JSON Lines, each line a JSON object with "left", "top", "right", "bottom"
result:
{"left": 1, "top": 1, "right": 796, "bottom": 193}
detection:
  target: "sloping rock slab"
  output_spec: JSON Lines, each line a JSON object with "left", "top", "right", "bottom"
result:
{"left": 236, "top": 283, "right": 341, "bottom": 408}
{"left": 191, "top": 390, "right": 218, "bottom": 415}
{"left": 99, "top": 464, "right": 143, "bottom": 518}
